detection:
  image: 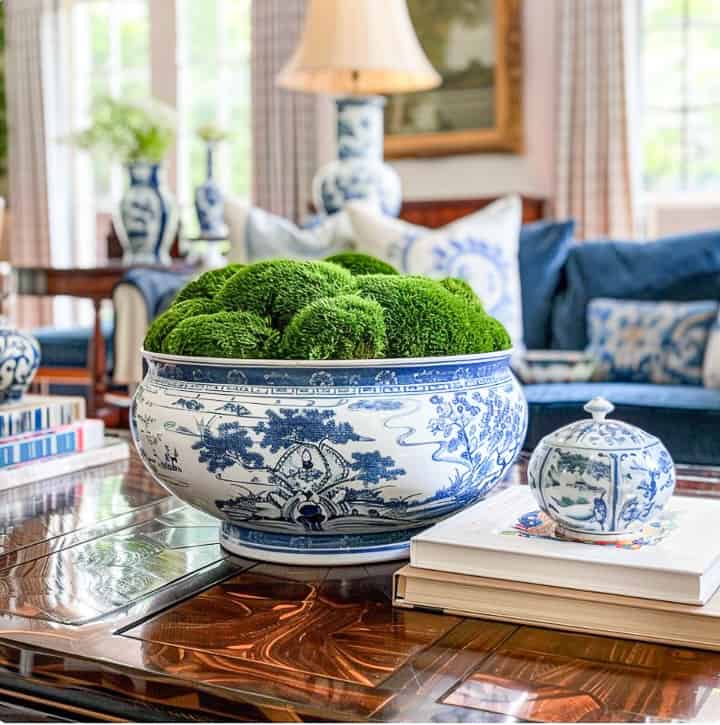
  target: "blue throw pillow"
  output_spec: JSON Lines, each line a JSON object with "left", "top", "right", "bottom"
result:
{"left": 587, "top": 298, "right": 719, "bottom": 385}
{"left": 519, "top": 220, "right": 575, "bottom": 349}
{"left": 551, "top": 229, "right": 720, "bottom": 350}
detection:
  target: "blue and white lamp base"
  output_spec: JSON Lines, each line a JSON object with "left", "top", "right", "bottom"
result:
{"left": 313, "top": 96, "right": 402, "bottom": 218}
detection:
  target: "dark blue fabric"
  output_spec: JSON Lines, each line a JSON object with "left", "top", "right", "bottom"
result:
{"left": 114, "top": 268, "right": 190, "bottom": 319}
{"left": 550, "top": 229, "right": 720, "bottom": 349}
{"left": 33, "top": 320, "right": 115, "bottom": 371}
{"left": 524, "top": 382, "right": 720, "bottom": 465}
{"left": 519, "top": 220, "right": 575, "bottom": 349}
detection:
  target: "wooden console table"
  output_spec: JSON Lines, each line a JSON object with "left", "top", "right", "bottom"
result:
{"left": 0, "top": 451, "right": 719, "bottom": 722}
{"left": 14, "top": 263, "right": 194, "bottom": 420}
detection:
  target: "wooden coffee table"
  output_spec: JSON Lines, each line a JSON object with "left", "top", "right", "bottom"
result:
{"left": 0, "top": 450, "right": 719, "bottom": 722}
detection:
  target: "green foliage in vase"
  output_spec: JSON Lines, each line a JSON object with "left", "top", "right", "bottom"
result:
{"left": 196, "top": 122, "right": 231, "bottom": 144}
{"left": 158, "top": 258, "right": 512, "bottom": 360}
{"left": 325, "top": 252, "right": 398, "bottom": 276}
{"left": 280, "top": 294, "right": 386, "bottom": 360}
{"left": 172, "top": 264, "right": 244, "bottom": 305}
{"left": 215, "top": 259, "right": 356, "bottom": 329}
{"left": 70, "top": 96, "right": 177, "bottom": 164}
{"left": 163, "top": 310, "right": 279, "bottom": 359}
{"left": 144, "top": 298, "right": 221, "bottom": 353}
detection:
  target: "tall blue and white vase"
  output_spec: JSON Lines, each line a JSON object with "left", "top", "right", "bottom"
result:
{"left": 115, "top": 162, "right": 179, "bottom": 266}
{"left": 313, "top": 96, "right": 402, "bottom": 217}
{"left": 194, "top": 142, "right": 228, "bottom": 238}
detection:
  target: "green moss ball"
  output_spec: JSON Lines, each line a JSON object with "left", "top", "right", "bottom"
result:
{"left": 280, "top": 294, "right": 386, "bottom": 360}
{"left": 440, "top": 277, "right": 483, "bottom": 308}
{"left": 144, "top": 298, "right": 221, "bottom": 353}
{"left": 356, "top": 275, "right": 509, "bottom": 357}
{"left": 162, "top": 310, "right": 279, "bottom": 359}
{"left": 325, "top": 252, "right": 399, "bottom": 276}
{"left": 172, "top": 264, "right": 244, "bottom": 305}
{"left": 215, "top": 259, "right": 356, "bottom": 329}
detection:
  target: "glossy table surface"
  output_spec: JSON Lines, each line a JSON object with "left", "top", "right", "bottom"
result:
{"left": 1, "top": 450, "right": 720, "bottom": 722}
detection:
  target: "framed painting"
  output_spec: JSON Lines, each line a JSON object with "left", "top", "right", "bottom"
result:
{"left": 384, "top": 0, "right": 523, "bottom": 158}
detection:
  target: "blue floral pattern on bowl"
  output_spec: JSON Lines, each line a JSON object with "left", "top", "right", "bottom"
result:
{"left": 527, "top": 397, "right": 676, "bottom": 542}
{"left": 131, "top": 350, "right": 528, "bottom": 565}
{"left": 0, "top": 327, "right": 41, "bottom": 404}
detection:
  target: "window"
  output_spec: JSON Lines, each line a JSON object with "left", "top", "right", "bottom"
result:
{"left": 178, "top": 0, "right": 251, "bottom": 235}
{"left": 64, "top": 0, "right": 251, "bottom": 265}
{"left": 642, "top": 0, "right": 720, "bottom": 193}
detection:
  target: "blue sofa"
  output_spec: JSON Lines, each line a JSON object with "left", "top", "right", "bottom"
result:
{"left": 112, "top": 222, "right": 720, "bottom": 466}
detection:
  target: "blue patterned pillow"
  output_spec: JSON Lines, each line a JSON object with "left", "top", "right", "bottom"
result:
{"left": 587, "top": 298, "right": 719, "bottom": 386}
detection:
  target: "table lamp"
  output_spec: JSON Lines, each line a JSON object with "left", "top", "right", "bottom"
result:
{"left": 277, "top": 0, "right": 440, "bottom": 217}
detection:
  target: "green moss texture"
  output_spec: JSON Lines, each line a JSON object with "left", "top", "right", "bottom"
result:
{"left": 155, "top": 259, "right": 512, "bottom": 360}
{"left": 172, "top": 264, "right": 244, "bottom": 305}
{"left": 163, "top": 311, "right": 279, "bottom": 359}
{"left": 280, "top": 294, "right": 386, "bottom": 360}
{"left": 325, "top": 252, "right": 398, "bottom": 276}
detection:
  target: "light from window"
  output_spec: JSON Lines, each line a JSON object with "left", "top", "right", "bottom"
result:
{"left": 178, "top": 0, "right": 251, "bottom": 235}
{"left": 642, "top": 0, "right": 720, "bottom": 193}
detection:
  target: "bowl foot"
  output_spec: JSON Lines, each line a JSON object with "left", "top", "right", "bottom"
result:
{"left": 220, "top": 521, "right": 412, "bottom": 566}
{"left": 555, "top": 524, "right": 644, "bottom": 544}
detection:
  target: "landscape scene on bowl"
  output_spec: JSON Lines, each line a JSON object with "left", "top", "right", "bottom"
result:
{"left": 131, "top": 371, "right": 527, "bottom": 539}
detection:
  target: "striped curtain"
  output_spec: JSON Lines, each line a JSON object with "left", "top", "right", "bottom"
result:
{"left": 251, "top": 0, "right": 317, "bottom": 222}
{"left": 5, "top": 0, "right": 56, "bottom": 328}
{"left": 555, "top": 0, "right": 637, "bottom": 240}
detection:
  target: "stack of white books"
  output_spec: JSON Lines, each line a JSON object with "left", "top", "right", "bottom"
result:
{"left": 393, "top": 486, "right": 720, "bottom": 651}
{"left": 0, "top": 395, "right": 129, "bottom": 489}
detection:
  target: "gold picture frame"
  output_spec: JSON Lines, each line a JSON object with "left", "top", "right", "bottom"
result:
{"left": 384, "top": 0, "right": 523, "bottom": 159}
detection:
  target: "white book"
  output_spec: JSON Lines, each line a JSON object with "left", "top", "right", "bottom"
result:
{"left": 0, "top": 395, "right": 86, "bottom": 438}
{"left": 411, "top": 486, "right": 720, "bottom": 605}
{"left": 0, "top": 437, "right": 131, "bottom": 490}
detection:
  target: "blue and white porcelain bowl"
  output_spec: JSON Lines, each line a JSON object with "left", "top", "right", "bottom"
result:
{"left": 527, "top": 398, "right": 675, "bottom": 542}
{"left": 0, "top": 327, "right": 41, "bottom": 404}
{"left": 131, "top": 350, "right": 528, "bottom": 565}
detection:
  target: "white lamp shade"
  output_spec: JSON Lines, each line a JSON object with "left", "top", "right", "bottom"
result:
{"left": 276, "top": 0, "right": 441, "bottom": 96}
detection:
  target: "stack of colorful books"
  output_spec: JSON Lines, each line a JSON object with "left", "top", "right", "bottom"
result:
{"left": 0, "top": 395, "right": 130, "bottom": 489}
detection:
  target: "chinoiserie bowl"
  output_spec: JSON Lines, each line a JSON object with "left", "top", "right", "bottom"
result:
{"left": 0, "top": 327, "right": 41, "bottom": 405}
{"left": 511, "top": 350, "right": 598, "bottom": 385}
{"left": 131, "top": 349, "right": 528, "bottom": 565}
{"left": 527, "top": 397, "right": 676, "bottom": 543}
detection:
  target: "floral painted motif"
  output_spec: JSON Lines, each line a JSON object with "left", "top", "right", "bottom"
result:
{"left": 131, "top": 351, "right": 527, "bottom": 564}
{"left": 0, "top": 328, "right": 41, "bottom": 404}
{"left": 587, "top": 298, "right": 718, "bottom": 386}
{"left": 528, "top": 398, "right": 676, "bottom": 540}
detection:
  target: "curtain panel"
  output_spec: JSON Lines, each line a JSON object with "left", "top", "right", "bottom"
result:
{"left": 5, "top": 0, "right": 58, "bottom": 328}
{"left": 555, "top": 0, "right": 637, "bottom": 240}
{"left": 251, "top": 0, "right": 317, "bottom": 223}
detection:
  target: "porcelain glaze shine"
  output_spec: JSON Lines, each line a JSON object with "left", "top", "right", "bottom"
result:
{"left": 131, "top": 350, "right": 528, "bottom": 564}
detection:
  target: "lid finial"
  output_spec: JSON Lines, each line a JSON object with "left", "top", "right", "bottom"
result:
{"left": 584, "top": 397, "right": 614, "bottom": 422}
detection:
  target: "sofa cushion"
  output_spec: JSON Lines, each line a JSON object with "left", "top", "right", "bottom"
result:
{"left": 33, "top": 321, "right": 114, "bottom": 371}
{"left": 519, "top": 220, "right": 575, "bottom": 349}
{"left": 524, "top": 382, "right": 720, "bottom": 465}
{"left": 551, "top": 229, "right": 720, "bottom": 350}
{"left": 587, "top": 298, "right": 718, "bottom": 385}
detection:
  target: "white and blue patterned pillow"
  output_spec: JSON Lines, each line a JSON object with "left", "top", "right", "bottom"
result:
{"left": 587, "top": 298, "right": 719, "bottom": 386}
{"left": 346, "top": 196, "right": 524, "bottom": 345}
{"left": 225, "top": 198, "right": 354, "bottom": 264}
{"left": 703, "top": 311, "right": 720, "bottom": 388}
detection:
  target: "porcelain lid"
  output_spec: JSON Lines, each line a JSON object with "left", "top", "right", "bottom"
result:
{"left": 541, "top": 397, "right": 660, "bottom": 451}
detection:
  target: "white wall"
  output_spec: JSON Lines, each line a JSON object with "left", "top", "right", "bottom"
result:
{"left": 316, "top": 0, "right": 558, "bottom": 202}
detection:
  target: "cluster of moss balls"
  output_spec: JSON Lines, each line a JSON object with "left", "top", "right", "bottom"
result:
{"left": 143, "top": 252, "right": 511, "bottom": 360}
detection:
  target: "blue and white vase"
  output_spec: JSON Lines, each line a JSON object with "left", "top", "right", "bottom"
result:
{"left": 0, "top": 324, "right": 41, "bottom": 405}
{"left": 194, "top": 142, "right": 228, "bottom": 238}
{"left": 528, "top": 397, "right": 676, "bottom": 542}
{"left": 115, "top": 162, "right": 179, "bottom": 266}
{"left": 313, "top": 96, "right": 402, "bottom": 217}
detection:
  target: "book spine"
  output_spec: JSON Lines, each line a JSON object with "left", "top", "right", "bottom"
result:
{"left": 0, "top": 420, "right": 104, "bottom": 468}
{"left": 0, "top": 440, "right": 130, "bottom": 489}
{"left": 0, "top": 400, "right": 85, "bottom": 439}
